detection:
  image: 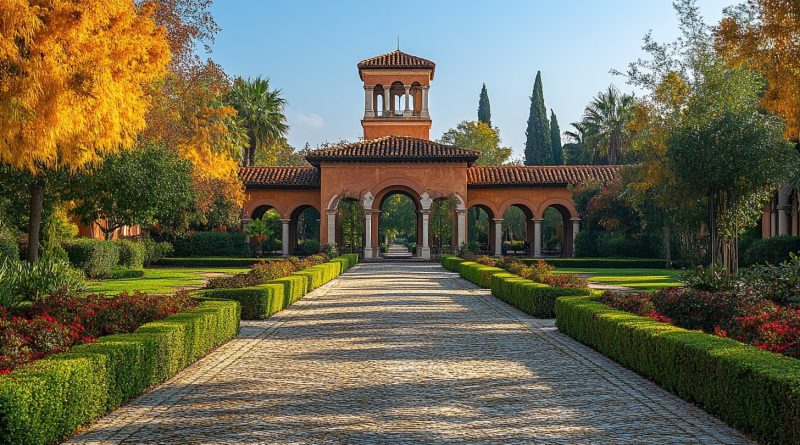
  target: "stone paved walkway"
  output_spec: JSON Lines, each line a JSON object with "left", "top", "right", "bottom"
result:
{"left": 67, "top": 263, "right": 753, "bottom": 444}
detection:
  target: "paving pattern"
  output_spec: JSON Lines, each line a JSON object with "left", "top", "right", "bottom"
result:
{"left": 67, "top": 263, "right": 753, "bottom": 444}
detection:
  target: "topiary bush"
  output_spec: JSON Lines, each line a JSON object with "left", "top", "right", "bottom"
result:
{"left": 172, "top": 232, "right": 248, "bottom": 257}
{"left": 743, "top": 236, "right": 800, "bottom": 266}
{"left": 115, "top": 240, "right": 145, "bottom": 269}
{"left": 63, "top": 239, "right": 119, "bottom": 278}
{"left": 555, "top": 295, "right": 800, "bottom": 445}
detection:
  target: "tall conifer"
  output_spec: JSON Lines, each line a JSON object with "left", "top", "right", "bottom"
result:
{"left": 550, "top": 110, "right": 563, "bottom": 165}
{"left": 524, "top": 71, "right": 551, "bottom": 165}
{"left": 478, "top": 84, "right": 491, "bottom": 126}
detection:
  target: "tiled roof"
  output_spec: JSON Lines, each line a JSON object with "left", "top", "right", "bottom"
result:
{"left": 358, "top": 50, "right": 435, "bottom": 77}
{"left": 305, "top": 136, "right": 479, "bottom": 166}
{"left": 239, "top": 167, "right": 320, "bottom": 188}
{"left": 467, "top": 165, "right": 620, "bottom": 186}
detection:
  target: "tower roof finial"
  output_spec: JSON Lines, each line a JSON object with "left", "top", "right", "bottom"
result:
{"left": 397, "top": 36, "right": 400, "bottom": 51}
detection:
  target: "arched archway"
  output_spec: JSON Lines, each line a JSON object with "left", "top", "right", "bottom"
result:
{"left": 289, "top": 205, "right": 320, "bottom": 255}
{"left": 378, "top": 190, "right": 419, "bottom": 258}
{"left": 429, "top": 197, "right": 458, "bottom": 256}
{"left": 501, "top": 204, "right": 534, "bottom": 256}
{"left": 249, "top": 205, "right": 282, "bottom": 256}
{"left": 336, "top": 198, "right": 364, "bottom": 254}
{"left": 541, "top": 204, "right": 575, "bottom": 257}
{"left": 466, "top": 204, "right": 494, "bottom": 255}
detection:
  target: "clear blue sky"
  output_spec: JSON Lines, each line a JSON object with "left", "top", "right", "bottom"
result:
{"left": 204, "top": 0, "right": 732, "bottom": 160}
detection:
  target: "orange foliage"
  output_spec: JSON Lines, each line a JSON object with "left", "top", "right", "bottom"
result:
{"left": 0, "top": 0, "right": 170, "bottom": 173}
{"left": 715, "top": 0, "right": 800, "bottom": 142}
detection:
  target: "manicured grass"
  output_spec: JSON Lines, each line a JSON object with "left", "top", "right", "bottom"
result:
{"left": 85, "top": 267, "right": 250, "bottom": 295}
{"left": 555, "top": 267, "right": 682, "bottom": 292}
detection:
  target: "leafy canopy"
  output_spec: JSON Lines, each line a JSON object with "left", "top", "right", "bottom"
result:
{"left": 440, "top": 121, "right": 511, "bottom": 166}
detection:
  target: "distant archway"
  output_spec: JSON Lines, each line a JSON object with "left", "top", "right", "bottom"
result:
{"left": 502, "top": 204, "right": 534, "bottom": 256}
{"left": 542, "top": 204, "right": 573, "bottom": 257}
{"left": 290, "top": 205, "right": 320, "bottom": 255}
{"left": 378, "top": 189, "right": 420, "bottom": 258}
{"left": 466, "top": 204, "right": 493, "bottom": 255}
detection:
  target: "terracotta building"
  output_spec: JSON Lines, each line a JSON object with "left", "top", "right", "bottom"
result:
{"left": 239, "top": 50, "right": 618, "bottom": 259}
{"left": 762, "top": 185, "right": 798, "bottom": 238}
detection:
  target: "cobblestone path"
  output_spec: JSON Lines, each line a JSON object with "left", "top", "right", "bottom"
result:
{"left": 67, "top": 263, "right": 753, "bottom": 444}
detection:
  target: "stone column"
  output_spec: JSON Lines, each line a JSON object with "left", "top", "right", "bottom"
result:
{"left": 533, "top": 219, "right": 542, "bottom": 258}
{"left": 280, "top": 219, "right": 290, "bottom": 257}
{"left": 493, "top": 219, "right": 503, "bottom": 257}
{"left": 403, "top": 85, "right": 412, "bottom": 116}
{"left": 383, "top": 88, "right": 390, "bottom": 115}
{"left": 571, "top": 218, "right": 581, "bottom": 258}
{"left": 363, "top": 210, "right": 373, "bottom": 259}
{"left": 420, "top": 210, "right": 431, "bottom": 260}
{"left": 421, "top": 86, "right": 429, "bottom": 117}
{"left": 778, "top": 185, "right": 791, "bottom": 236}
{"left": 364, "top": 86, "right": 374, "bottom": 118}
{"left": 326, "top": 211, "right": 336, "bottom": 247}
{"left": 456, "top": 209, "right": 467, "bottom": 249}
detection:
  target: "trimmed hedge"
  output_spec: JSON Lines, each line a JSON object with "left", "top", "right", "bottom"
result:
{"left": 108, "top": 267, "right": 145, "bottom": 279}
{"left": 742, "top": 236, "right": 800, "bottom": 266}
{"left": 441, "top": 255, "right": 465, "bottom": 272}
{"left": 522, "top": 257, "right": 672, "bottom": 269}
{"left": 172, "top": 232, "right": 249, "bottom": 257}
{"left": 202, "top": 256, "right": 358, "bottom": 320}
{"left": 490, "top": 272, "right": 593, "bottom": 318}
{"left": 115, "top": 240, "right": 145, "bottom": 269}
{"left": 556, "top": 296, "right": 800, "bottom": 445}
{"left": 0, "top": 300, "right": 240, "bottom": 445}
{"left": 63, "top": 239, "right": 120, "bottom": 278}
{"left": 155, "top": 257, "right": 263, "bottom": 267}
{"left": 453, "top": 258, "right": 592, "bottom": 318}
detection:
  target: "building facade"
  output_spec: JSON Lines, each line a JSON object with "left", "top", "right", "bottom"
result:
{"left": 240, "top": 50, "right": 618, "bottom": 259}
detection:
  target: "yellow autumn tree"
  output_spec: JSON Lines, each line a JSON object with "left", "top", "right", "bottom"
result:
{"left": 715, "top": 0, "right": 800, "bottom": 144}
{"left": 0, "top": 0, "right": 170, "bottom": 260}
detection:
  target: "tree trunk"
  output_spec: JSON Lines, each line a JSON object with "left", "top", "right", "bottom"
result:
{"left": 247, "top": 138, "right": 256, "bottom": 167}
{"left": 26, "top": 181, "right": 44, "bottom": 262}
{"left": 662, "top": 224, "right": 672, "bottom": 268}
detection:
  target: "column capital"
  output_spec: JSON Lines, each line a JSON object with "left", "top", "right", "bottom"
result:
{"left": 456, "top": 208, "right": 468, "bottom": 214}
{"left": 280, "top": 218, "right": 291, "bottom": 224}
{"left": 364, "top": 85, "right": 375, "bottom": 91}
{"left": 570, "top": 217, "right": 582, "bottom": 222}
{"left": 493, "top": 218, "right": 504, "bottom": 223}
{"left": 532, "top": 218, "right": 544, "bottom": 223}
{"left": 404, "top": 85, "right": 411, "bottom": 91}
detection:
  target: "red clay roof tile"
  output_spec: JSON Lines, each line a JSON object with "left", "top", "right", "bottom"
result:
{"left": 305, "top": 136, "right": 479, "bottom": 166}
{"left": 239, "top": 166, "right": 319, "bottom": 187}
{"left": 467, "top": 165, "right": 620, "bottom": 186}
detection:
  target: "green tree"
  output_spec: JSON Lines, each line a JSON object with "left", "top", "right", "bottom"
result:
{"left": 478, "top": 84, "right": 491, "bottom": 126}
{"left": 581, "top": 85, "right": 636, "bottom": 164}
{"left": 666, "top": 62, "right": 796, "bottom": 272}
{"left": 380, "top": 194, "right": 417, "bottom": 245}
{"left": 550, "top": 110, "right": 564, "bottom": 165}
{"left": 524, "top": 71, "right": 552, "bottom": 165}
{"left": 72, "top": 144, "right": 196, "bottom": 240}
{"left": 563, "top": 122, "right": 591, "bottom": 165}
{"left": 227, "top": 77, "right": 289, "bottom": 167}
{"left": 440, "top": 121, "right": 512, "bottom": 166}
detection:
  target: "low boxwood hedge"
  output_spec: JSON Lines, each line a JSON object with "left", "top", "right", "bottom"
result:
{"left": 0, "top": 300, "right": 240, "bottom": 445}
{"left": 555, "top": 295, "right": 800, "bottom": 445}
{"left": 155, "top": 257, "right": 264, "bottom": 267}
{"left": 172, "top": 232, "right": 249, "bottom": 257}
{"left": 742, "top": 236, "right": 800, "bottom": 266}
{"left": 441, "top": 255, "right": 464, "bottom": 272}
{"left": 202, "top": 256, "right": 357, "bottom": 320}
{"left": 522, "top": 257, "right": 672, "bottom": 269}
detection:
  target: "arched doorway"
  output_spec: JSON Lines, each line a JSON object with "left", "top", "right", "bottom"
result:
{"left": 289, "top": 205, "right": 320, "bottom": 255}
{"left": 250, "top": 205, "right": 282, "bottom": 256}
{"left": 336, "top": 198, "right": 364, "bottom": 254}
{"left": 466, "top": 205, "right": 493, "bottom": 255}
{"left": 541, "top": 205, "right": 574, "bottom": 257}
{"left": 502, "top": 204, "right": 534, "bottom": 256}
{"left": 378, "top": 190, "right": 419, "bottom": 258}
{"left": 429, "top": 197, "right": 457, "bottom": 256}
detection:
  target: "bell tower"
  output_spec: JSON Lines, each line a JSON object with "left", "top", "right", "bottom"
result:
{"left": 358, "top": 50, "right": 434, "bottom": 140}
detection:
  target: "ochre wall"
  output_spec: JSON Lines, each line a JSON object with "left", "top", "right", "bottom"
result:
{"left": 243, "top": 188, "right": 321, "bottom": 220}
{"left": 361, "top": 71, "right": 431, "bottom": 87}
{"left": 362, "top": 120, "right": 431, "bottom": 140}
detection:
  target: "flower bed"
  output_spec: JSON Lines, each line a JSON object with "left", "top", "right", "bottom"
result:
{"left": 556, "top": 295, "right": 800, "bottom": 445}
{"left": 205, "top": 254, "right": 330, "bottom": 289}
{"left": 0, "top": 292, "right": 197, "bottom": 372}
{"left": 202, "top": 254, "right": 358, "bottom": 320}
{"left": 0, "top": 299, "right": 240, "bottom": 445}
{"left": 600, "top": 287, "right": 800, "bottom": 359}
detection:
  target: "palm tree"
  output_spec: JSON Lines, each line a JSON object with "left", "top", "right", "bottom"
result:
{"left": 563, "top": 122, "right": 592, "bottom": 165}
{"left": 227, "top": 77, "right": 289, "bottom": 166}
{"left": 581, "top": 85, "right": 635, "bottom": 164}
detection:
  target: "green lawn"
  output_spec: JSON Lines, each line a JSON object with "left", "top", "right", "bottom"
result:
{"left": 85, "top": 267, "right": 250, "bottom": 295}
{"left": 555, "top": 267, "right": 682, "bottom": 292}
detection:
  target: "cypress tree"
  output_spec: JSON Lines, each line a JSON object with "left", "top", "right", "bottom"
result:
{"left": 478, "top": 83, "right": 491, "bottom": 126}
{"left": 550, "top": 109, "right": 563, "bottom": 165}
{"left": 524, "top": 71, "right": 551, "bottom": 165}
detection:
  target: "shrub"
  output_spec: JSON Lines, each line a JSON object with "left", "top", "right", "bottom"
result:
{"left": 108, "top": 267, "right": 145, "bottom": 279}
{"left": 555, "top": 295, "right": 800, "bottom": 445}
{"left": 172, "top": 232, "right": 248, "bottom": 257}
{"left": 0, "top": 227, "right": 18, "bottom": 262}
{"left": 115, "top": 240, "right": 145, "bottom": 268}
{"left": 296, "top": 239, "right": 321, "bottom": 255}
{"left": 155, "top": 257, "right": 259, "bottom": 267}
{"left": 680, "top": 263, "right": 736, "bottom": 292}
{"left": 0, "top": 257, "right": 85, "bottom": 305}
{"left": 522, "top": 257, "right": 675, "bottom": 269}
{"left": 0, "top": 300, "right": 239, "bottom": 445}
{"left": 205, "top": 272, "right": 261, "bottom": 289}
{"left": 491, "top": 273, "right": 592, "bottom": 318}
{"left": 743, "top": 236, "right": 800, "bottom": 266}
{"left": 142, "top": 239, "right": 174, "bottom": 266}
{"left": 740, "top": 253, "right": 800, "bottom": 304}
{"left": 63, "top": 239, "right": 120, "bottom": 278}
{"left": 202, "top": 283, "right": 285, "bottom": 320}
{"left": 441, "top": 255, "right": 464, "bottom": 272}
